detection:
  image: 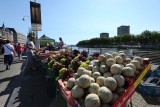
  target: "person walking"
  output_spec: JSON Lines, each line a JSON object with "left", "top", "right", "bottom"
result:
{"left": 16, "top": 43, "right": 23, "bottom": 60}
{"left": 26, "top": 32, "right": 37, "bottom": 70}
{"left": 3, "top": 40, "right": 16, "bottom": 70}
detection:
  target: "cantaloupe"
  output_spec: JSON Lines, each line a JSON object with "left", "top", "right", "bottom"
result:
{"left": 74, "top": 78, "right": 79, "bottom": 86}
{"left": 116, "top": 87, "right": 125, "bottom": 96}
{"left": 73, "top": 73, "right": 79, "bottom": 79}
{"left": 77, "top": 67, "right": 86, "bottom": 76}
{"left": 104, "top": 77, "right": 117, "bottom": 91}
{"left": 90, "top": 77, "right": 95, "bottom": 83}
{"left": 78, "top": 74, "right": 91, "bottom": 88}
{"left": 96, "top": 76, "right": 105, "bottom": 87}
{"left": 98, "top": 86, "right": 113, "bottom": 103}
{"left": 67, "top": 78, "right": 75, "bottom": 89}
{"left": 88, "top": 83, "right": 100, "bottom": 94}
{"left": 110, "top": 64, "right": 122, "bottom": 75}
{"left": 118, "top": 53, "right": 126, "bottom": 61}
{"left": 87, "top": 64, "right": 94, "bottom": 71}
{"left": 125, "top": 58, "right": 132, "bottom": 64}
{"left": 98, "top": 54, "right": 105, "bottom": 62}
{"left": 130, "top": 60, "right": 140, "bottom": 69}
{"left": 106, "top": 58, "right": 116, "bottom": 67}
{"left": 71, "top": 85, "right": 84, "bottom": 99}
{"left": 126, "top": 63, "right": 136, "bottom": 72}
{"left": 133, "top": 56, "right": 143, "bottom": 65}
{"left": 100, "top": 64, "right": 109, "bottom": 74}
{"left": 93, "top": 60, "right": 100, "bottom": 66}
{"left": 114, "top": 56, "right": 123, "bottom": 64}
{"left": 103, "top": 72, "right": 113, "bottom": 78}
{"left": 113, "top": 75, "right": 125, "bottom": 87}
{"left": 105, "top": 54, "right": 113, "bottom": 60}
{"left": 92, "top": 72, "right": 101, "bottom": 80}
{"left": 85, "top": 94, "right": 101, "bottom": 107}
{"left": 111, "top": 93, "right": 119, "bottom": 104}
{"left": 92, "top": 65, "right": 100, "bottom": 73}
{"left": 122, "top": 67, "right": 134, "bottom": 77}
{"left": 101, "top": 103, "right": 111, "bottom": 107}
{"left": 111, "top": 52, "right": 118, "bottom": 58}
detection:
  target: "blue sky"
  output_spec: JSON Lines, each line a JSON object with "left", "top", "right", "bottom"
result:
{"left": 0, "top": 0, "right": 160, "bottom": 45}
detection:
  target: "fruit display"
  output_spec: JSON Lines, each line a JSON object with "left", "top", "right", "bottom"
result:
{"left": 57, "top": 51, "right": 150, "bottom": 107}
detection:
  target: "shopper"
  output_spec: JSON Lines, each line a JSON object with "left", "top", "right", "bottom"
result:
{"left": 3, "top": 40, "right": 16, "bottom": 70}
{"left": 16, "top": 43, "right": 23, "bottom": 60}
{"left": 26, "top": 32, "right": 37, "bottom": 70}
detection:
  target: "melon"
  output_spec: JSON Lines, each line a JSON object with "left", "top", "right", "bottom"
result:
{"left": 67, "top": 78, "right": 75, "bottom": 89}
{"left": 85, "top": 94, "right": 101, "bottom": 107}
{"left": 111, "top": 93, "right": 119, "bottom": 104}
{"left": 98, "top": 87, "right": 113, "bottom": 103}
{"left": 106, "top": 58, "right": 116, "bottom": 67}
{"left": 105, "top": 54, "right": 113, "bottom": 60}
{"left": 118, "top": 51, "right": 125, "bottom": 54}
{"left": 96, "top": 76, "right": 105, "bottom": 87}
{"left": 71, "top": 85, "right": 84, "bottom": 99}
{"left": 130, "top": 60, "right": 140, "bottom": 69}
{"left": 135, "top": 70, "right": 140, "bottom": 75}
{"left": 92, "top": 72, "right": 101, "bottom": 80}
{"left": 78, "top": 74, "right": 91, "bottom": 88}
{"left": 74, "top": 78, "right": 79, "bottom": 85}
{"left": 73, "top": 73, "right": 79, "bottom": 79}
{"left": 122, "top": 67, "right": 134, "bottom": 77}
{"left": 100, "top": 61, "right": 106, "bottom": 66}
{"left": 98, "top": 54, "right": 105, "bottom": 62}
{"left": 125, "top": 58, "right": 132, "bottom": 64}
{"left": 114, "top": 56, "right": 123, "bottom": 64}
{"left": 88, "top": 83, "right": 100, "bottom": 94}
{"left": 126, "top": 63, "right": 136, "bottom": 72}
{"left": 133, "top": 56, "right": 143, "bottom": 65}
{"left": 93, "top": 60, "right": 100, "bottom": 66}
{"left": 104, "top": 77, "right": 117, "bottom": 91}
{"left": 92, "top": 66, "right": 100, "bottom": 73}
{"left": 118, "top": 53, "right": 126, "bottom": 61}
{"left": 110, "top": 64, "right": 122, "bottom": 75}
{"left": 116, "top": 87, "right": 125, "bottom": 96}
{"left": 63, "top": 81, "right": 67, "bottom": 86}
{"left": 90, "top": 77, "right": 95, "bottom": 83}
{"left": 103, "top": 72, "right": 113, "bottom": 78}
{"left": 77, "top": 67, "right": 86, "bottom": 76}
{"left": 111, "top": 52, "right": 118, "bottom": 58}
{"left": 87, "top": 64, "right": 94, "bottom": 71}
{"left": 100, "top": 64, "right": 109, "bottom": 74}
{"left": 113, "top": 75, "right": 125, "bottom": 87}
{"left": 101, "top": 103, "right": 111, "bottom": 107}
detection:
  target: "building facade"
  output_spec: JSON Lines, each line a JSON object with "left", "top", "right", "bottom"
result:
{"left": 117, "top": 25, "right": 130, "bottom": 36}
{"left": 0, "top": 24, "right": 27, "bottom": 45}
{"left": 100, "top": 33, "right": 109, "bottom": 38}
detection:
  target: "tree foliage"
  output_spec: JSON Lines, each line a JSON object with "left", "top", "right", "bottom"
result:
{"left": 76, "top": 30, "right": 160, "bottom": 46}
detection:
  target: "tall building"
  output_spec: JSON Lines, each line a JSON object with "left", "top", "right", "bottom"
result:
{"left": 117, "top": 25, "right": 130, "bottom": 36}
{"left": 100, "top": 33, "right": 109, "bottom": 38}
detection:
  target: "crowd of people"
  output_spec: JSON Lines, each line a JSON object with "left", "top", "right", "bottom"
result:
{"left": 0, "top": 31, "right": 67, "bottom": 71}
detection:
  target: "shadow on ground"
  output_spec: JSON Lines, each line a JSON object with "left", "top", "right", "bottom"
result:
{"left": 136, "top": 89, "right": 160, "bottom": 105}
{"left": 9, "top": 60, "right": 67, "bottom": 107}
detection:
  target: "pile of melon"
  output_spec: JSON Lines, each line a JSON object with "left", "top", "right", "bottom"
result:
{"left": 63, "top": 51, "right": 145, "bottom": 107}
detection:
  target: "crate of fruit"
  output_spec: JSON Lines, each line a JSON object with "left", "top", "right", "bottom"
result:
{"left": 57, "top": 51, "right": 151, "bottom": 107}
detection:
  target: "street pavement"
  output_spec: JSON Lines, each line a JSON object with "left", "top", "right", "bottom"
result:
{"left": 0, "top": 55, "right": 160, "bottom": 107}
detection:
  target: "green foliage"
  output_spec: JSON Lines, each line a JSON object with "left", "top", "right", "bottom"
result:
{"left": 40, "top": 39, "right": 55, "bottom": 44}
{"left": 76, "top": 30, "right": 160, "bottom": 46}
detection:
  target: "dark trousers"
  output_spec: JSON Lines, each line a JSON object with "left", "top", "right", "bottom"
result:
{"left": 4, "top": 55, "right": 13, "bottom": 65}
